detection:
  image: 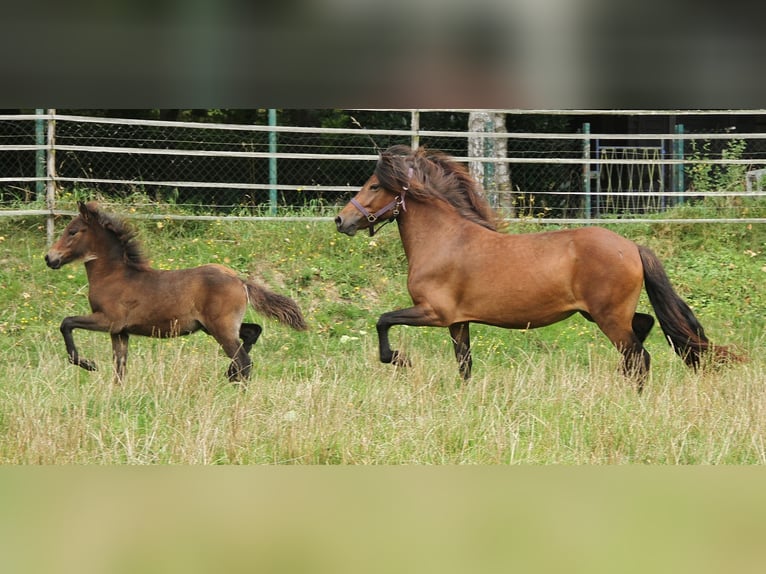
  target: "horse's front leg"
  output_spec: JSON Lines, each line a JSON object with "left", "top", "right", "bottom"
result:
{"left": 449, "top": 322, "right": 472, "bottom": 381}
{"left": 110, "top": 332, "right": 129, "bottom": 384}
{"left": 376, "top": 305, "right": 441, "bottom": 369}
{"left": 59, "top": 314, "right": 112, "bottom": 372}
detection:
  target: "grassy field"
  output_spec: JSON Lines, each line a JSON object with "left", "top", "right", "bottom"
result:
{"left": 1, "top": 200, "right": 765, "bottom": 464}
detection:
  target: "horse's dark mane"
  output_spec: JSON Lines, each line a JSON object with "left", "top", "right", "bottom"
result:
{"left": 375, "top": 145, "right": 505, "bottom": 232}
{"left": 81, "top": 202, "right": 150, "bottom": 269}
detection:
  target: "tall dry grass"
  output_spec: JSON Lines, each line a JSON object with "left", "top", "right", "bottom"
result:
{"left": 2, "top": 324, "right": 763, "bottom": 464}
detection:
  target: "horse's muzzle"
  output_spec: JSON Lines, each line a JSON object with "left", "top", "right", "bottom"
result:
{"left": 334, "top": 214, "right": 358, "bottom": 237}
{"left": 44, "top": 253, "right": 62, "bottom": 269}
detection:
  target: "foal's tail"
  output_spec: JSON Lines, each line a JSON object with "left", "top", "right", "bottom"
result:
{"left": 245, "top": 281, "right": 308, "bottom": 331}
{"left": 638, "top": 246, "right": 740, "bottom": 368}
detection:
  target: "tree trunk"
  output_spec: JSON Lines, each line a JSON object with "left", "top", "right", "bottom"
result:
{"left": 468, "top": 112, "right": 512, "bottom": 216}
{"left": 468, "top": 111, "right": 492, "bottom": 191}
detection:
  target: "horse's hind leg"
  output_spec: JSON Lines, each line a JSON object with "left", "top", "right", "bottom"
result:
{"left": 449, "top": 322, "right": 472, "bottom": 381}
{"left": 209, "top": 330, "right": 252, "bottom": 382}
{"left": 595, "top": 319, "right": 651, "bottom": 393}
{"left": 621, "top": 339, "right": 651, "bottom": 394}
{"left": 632, "top": 313, "right": 655, "bottom": 344}
{"left": 239, "top": 323, "right": 262, "bottom": 354}
{"left": 110, "top": 332, "right": 129, "bottom": 384}
{"left": 222, "top": 323, "right": 261, "bottom": 383}
{"left": 225, "top": 344, "right": 252, "bottom": 382}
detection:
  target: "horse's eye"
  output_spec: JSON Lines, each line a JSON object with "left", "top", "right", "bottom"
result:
{"left": 370, "top": 183, "right": 380, "bottom": 192}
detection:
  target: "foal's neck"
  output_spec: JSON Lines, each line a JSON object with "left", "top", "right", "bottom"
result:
{"left": 82, "top": 236, "right": 138, "bottom": 279}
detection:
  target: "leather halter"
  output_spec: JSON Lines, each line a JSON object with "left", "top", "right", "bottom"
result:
{"left": 350, "top": 168, "right": 411, "bottom": 236}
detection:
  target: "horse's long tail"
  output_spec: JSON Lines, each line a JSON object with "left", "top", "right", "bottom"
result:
{"left": 638, "top": 245, "right": 739, "bottom": 368}
{"left": 245, "top": 282, "right": 308, "bottom": 331}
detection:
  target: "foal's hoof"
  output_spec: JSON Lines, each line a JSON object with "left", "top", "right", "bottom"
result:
{"left": 391, "top": 350, "right": 412, "bottom": 368}
{"left": 74, "top": 358, "right": 97, "bottom": 372}
{"left": 227, "top": 366, "right": 251, "bottom": 382}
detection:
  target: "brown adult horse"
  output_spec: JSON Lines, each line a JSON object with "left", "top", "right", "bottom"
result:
{"left": 45, "top": 201, "right": 307, "bottom": 384}
{"left": 335, "top": 145, "right": 738, "bottom": 392}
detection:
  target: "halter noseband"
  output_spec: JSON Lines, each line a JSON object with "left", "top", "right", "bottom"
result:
{"left": 350, "top": 167, "right": 411, "bottom": 236}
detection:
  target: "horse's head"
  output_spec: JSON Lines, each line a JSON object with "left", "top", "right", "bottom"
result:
{"left": 336, "top": 146, "right": 415, "bottom": 237}
{"left": 44, "top": 202, "right": 101, "bottom": 269}
{"left": 335, "top": 173, "right": 405, "bottom": 236}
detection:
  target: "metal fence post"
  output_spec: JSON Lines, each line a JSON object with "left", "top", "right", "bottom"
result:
{"left": 411, "top": 110, "right": 420, "bottom": 150}
{"left": 675, "top": 123, "right": 685, "bottom": 205}
{"left": 268, "top": 109, "right": 278, "bottom": 215}
{"left": 582, "top": 122, "right": 591, "bottom": 219}
{"left": 46, "top": 109, "right": 56, "bottom": 245}
{"left": 484, "top": 116, "right": 496, "bottom": 207}
{"left": 35, "top": 109, "right": 45, "bottom": 201}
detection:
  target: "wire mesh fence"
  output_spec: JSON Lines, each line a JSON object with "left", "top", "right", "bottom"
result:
{"left": 2, "top": 110, "right": 766, "bottom": 225}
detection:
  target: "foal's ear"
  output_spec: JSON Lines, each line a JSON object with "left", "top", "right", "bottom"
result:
{"left": 78, "top": 201, "right": 98, "bottom": 221}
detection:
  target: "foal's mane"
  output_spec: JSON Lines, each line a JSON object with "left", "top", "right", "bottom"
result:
{"left": 375, "top": 145, "right": 505, "bottom": 231}
{"left": 80, "top": 201, "right": 150, "bottom": 269}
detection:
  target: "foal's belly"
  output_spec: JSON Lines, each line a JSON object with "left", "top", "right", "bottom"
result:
{"left": 126, "top": 319, "right": 201, "bottom": 338}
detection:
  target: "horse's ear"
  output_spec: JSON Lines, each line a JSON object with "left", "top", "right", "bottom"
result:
{"left": 78, "top": 201, "right": 98, "bottom": 221}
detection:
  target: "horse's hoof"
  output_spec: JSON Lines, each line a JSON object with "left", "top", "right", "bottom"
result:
{"left": 391, "top": 350, "right": 411, "bottom": 368}
{"left": 77, "top": 359, "right": 97, "bottom": 371}
{"left": 227, "top": 366, "right": 251, "bottom": 382}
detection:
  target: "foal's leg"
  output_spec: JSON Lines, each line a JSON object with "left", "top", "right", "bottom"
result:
{"left": 59, "top": 313, "right": 113, "bottom": 372}
{"left": 239, "top": 323, "right": 263, "bottom": 354}
{"left": 376, "top": 305, "right": 441, "bottom": 369}
{"left": 208, "top": 328, "right": 253, "bottom": 382}
{"left": 221, "top": 323, "right": 262, "bottom": 382}
{"left": 226, "top": 339, "right": 252, "bottom": 382}
{"left": 449, "top": 322, "right": 472, "bottom": 381}
{"left": 110, "top": 332, "right": 129, "bottom": 384}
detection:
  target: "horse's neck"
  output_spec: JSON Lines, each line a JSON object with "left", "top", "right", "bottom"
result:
{"left": 82, "top": 241, "right": 130, "bottom": 280}
{"left": 396, "top": 199, "right": 463, "bottom": 262}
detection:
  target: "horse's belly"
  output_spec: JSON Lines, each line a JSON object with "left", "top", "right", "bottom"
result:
{"left": 456, "top": 281, "right": 579, "bottom": 329}
{"left": 486, "top": 310, "right": 578, "bottom": 330}
{"left": 127, "top": 318, "right": 200, "bottom": 337}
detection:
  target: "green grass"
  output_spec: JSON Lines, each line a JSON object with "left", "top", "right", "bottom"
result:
{"left": 1, "top": 201, "right": 765, "bottom": 464}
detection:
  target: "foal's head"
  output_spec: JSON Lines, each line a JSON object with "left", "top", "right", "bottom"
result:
{"left": 45, "top": 201, "right": 147, "bottom": 270}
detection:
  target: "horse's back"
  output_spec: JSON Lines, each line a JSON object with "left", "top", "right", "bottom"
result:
{"left": 186, "top": 264, "right": 247, "bottom": 298}
{"left": 197, "top": 263, "right": 239, "bottom": 277}
{"left": 568, "top": 226, "right": 642, "bottom": 268}
{"left": 510, "top": 226, "right": 639, "bottom": 264}
{"left": 518, "top": 225, "right": 635, "bottom": 249}
{"left": 136, "top": 264, "right": 247, "bottom": 316}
